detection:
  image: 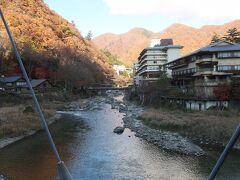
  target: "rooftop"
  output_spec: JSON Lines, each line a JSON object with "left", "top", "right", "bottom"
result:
{"left": 159, "top": 39, "right": 173, "bottom": 46}
{"left": 166, "top": 41, "right": 240, "bottom": 65}
{"left": 19, "top": 79, "right": 48, "bottom": 88}
{"left": 0, "top": 75, "right": 23, "bottom": 83}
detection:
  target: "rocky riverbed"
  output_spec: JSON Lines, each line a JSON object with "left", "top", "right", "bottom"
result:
{"left": 65, "top": 90, "right": 205, "bottom": 156}
{"left": 108, "top": 91, "right": 205, "bottom": 156}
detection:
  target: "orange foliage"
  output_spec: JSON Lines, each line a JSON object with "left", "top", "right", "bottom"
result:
{"left": 94, "top": 21, "right": 240, "bottom": 66}
{"left": 0, "top": 0, "right": 115, "bottom": 83}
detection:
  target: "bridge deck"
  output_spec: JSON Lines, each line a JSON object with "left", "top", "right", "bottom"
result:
{"left": 87, "top": 87, "right": 130, "bottom": 90}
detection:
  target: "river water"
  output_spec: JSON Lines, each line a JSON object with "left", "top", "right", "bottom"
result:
{"left": 0, "top": 97, "right": 240, "bottom": 179}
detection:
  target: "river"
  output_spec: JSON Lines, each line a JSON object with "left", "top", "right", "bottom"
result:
{"left": 0, "top": 95, "right": 240, "bottom": 179}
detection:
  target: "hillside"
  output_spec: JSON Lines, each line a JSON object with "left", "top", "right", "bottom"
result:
{"left": 0, "top": 0, "right": 115, "bottom": 85}
{"left": 93, "top": 20, "right": 240, "bottom": 66}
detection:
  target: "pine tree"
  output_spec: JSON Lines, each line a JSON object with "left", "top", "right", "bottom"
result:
{"left": 223, "top": 28, "right": 240, "bottom": 43}
{"left": 211, "top": 33, "right": 221, "bottom": 43}
{"left": 85, "top": 30, "right": 92, "bottom": 41}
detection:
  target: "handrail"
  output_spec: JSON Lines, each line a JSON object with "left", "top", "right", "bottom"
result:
{"left": 0, "top": 8, "right": 73, "bottom": 180}
{"left": 208, "top": 125, "right": 240, "bottom": 179}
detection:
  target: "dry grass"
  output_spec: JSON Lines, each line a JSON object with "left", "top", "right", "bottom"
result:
{"left": 0, "top": 101, "right": 63, "bottom": 139}
{"left": 139, "top": 108, "right": 240, "bottom": 144}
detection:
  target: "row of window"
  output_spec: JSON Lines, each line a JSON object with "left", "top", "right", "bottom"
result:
{"left": 218, "top": 52, "right": 240, "bottom": 58}
{"left": 147, "top": 66, "right": 160, "bottom": 70}
{"left": 172, "top": 68, "right": 196, "bottom": 76}
{"left": 218, "top": 65, "right": 240, "bottom": 71}
{"left": 141, "top": 55, "right": 166, "bottom": 60}
{"left": 146, "top": 50, "right": 166, "bottom": 54}
{"left": 190, "top": 52, "right": 240, "bottom": 60}
{"left": 172, "top": 65, "right": 240, "bottom": 76}
{"left": 170, "top": 51, "right": 240, "bottom": 67}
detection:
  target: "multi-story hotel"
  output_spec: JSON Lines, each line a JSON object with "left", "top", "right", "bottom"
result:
{"left": 134, "top": 39, "right": 183, "bottom": 86}
{"left": 165, "top": 41, "right": 240, "bottom": 110}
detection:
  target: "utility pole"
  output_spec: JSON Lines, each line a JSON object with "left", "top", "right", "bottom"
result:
{"left": 0, "top": 7, "right": 73, "bottom": 180}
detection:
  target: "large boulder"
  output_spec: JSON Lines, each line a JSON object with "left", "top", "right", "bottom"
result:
{"left": 119, "top": 103, "right": 127, "bottom": 112}
{"left": 113, "top": 126, "right": 125, "bottom": 134}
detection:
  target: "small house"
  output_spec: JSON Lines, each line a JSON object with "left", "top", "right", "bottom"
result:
{"left": 18, "top": 79, "right": 52, "bottom": 93}
{"left": 0, "top": 75, "right": 26, "bottom": 92}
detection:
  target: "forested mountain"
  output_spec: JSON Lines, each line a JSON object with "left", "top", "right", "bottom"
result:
{"left": 0, "top": 0, "right": 115, "bottom": 87}
{"left": 93, "top": 20, "right": 240, "bottom": 66}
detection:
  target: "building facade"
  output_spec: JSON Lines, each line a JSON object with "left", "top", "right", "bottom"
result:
{"left": 165, "top": 41, "right": 240, "bottom": 110}
{"left": 134, "top": 39, "right": 183, "bottom": 86}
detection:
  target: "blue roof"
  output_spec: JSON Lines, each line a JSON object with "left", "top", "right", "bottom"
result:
{"left": 18, "top": 79, "right": 48, "bottom": 88}
{"left": 30, "top": 79, "right": 47, "bottom": 88}
{"left": 199, "top": 43, "right": 240, "bottom": 52}
{"left": 167, "top": 41, "right": 240, "bottom": 64}
{"left": 0, "top": 76, "right": 22, "bottom": 83}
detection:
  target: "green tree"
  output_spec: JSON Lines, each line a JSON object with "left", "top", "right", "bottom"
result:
{"left": 223, "top": 28, "right": 240, "bottom": 43}
{"left": 85, "top": 30, "right": 92, "bottom": 41}
{"left": 101, "top": 49, "right": 123, "bottom": 65}
{"left": 211, "top": 33, "right": 221, "bottom": 43}
{"left": 156, "top": 73, "right": 171, "bottom": 95}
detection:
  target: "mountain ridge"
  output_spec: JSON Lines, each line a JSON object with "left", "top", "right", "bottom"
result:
{"left": 93, "top": 20, "right": 240, "bottom": 66}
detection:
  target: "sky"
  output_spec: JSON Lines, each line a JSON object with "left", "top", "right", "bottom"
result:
{"left": 44, "top": 0, "right": 240, "bottom": 38}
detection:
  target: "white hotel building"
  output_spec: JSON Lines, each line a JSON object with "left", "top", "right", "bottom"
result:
{"left": 134, "top": 39, "right": 183, "bottom": 86}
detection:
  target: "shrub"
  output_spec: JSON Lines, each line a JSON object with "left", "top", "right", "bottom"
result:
{"left": 23, "top": 106, "right": 35, "bottom": 114}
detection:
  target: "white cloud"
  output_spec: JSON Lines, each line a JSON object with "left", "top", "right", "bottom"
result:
{"left": 103, "top": 0, "right": 240, "bottom": 21}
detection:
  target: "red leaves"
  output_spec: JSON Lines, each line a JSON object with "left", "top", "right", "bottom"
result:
{"left": 213, "top": 85, "right": 231, "bottom": 101}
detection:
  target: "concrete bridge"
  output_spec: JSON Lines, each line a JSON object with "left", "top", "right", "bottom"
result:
{"left": 87, "top": 86, "right": 130, "bottom": 91}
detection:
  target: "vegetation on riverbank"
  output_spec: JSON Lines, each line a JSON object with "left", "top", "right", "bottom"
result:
{"left": 0, "top": 91, "right": 78, "bottom": 140}
{"left": 137, "top": 107, "right": 240, "bottom": 146}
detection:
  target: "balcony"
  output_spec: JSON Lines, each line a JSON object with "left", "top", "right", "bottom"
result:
{"left": 197, "top": 68, "right": 213, "bottom": 72}
{"left": 138, "top": 61, "right": 165, "bottom": 70}
{"left": 137, "top": 65, "right": 160, "bottom": 73}
{"left": 138, "top": 66, "right": 161, "bottom": 75}
{"left": 172, "top": 68, "right": 196, "bottom": 77}
{"left": 196, "top": 58, "right": 212, "bottom": 64}
{"left": 138, "top": 56, "right": 167, "bottom": 65}
{"left": 195, "top": 79, "right": 229, "bottom": 86}
{"left": 143, "top": 52, "right": 166, "bottom": 56}
{"left": 142, "top": 77, "right": 160, "bottom": 81}
{"left": 196, "top": 57, "right": 219, "bottom": 64}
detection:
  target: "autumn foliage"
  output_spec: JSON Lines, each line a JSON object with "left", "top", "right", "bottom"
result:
{"left": 94, "top": 21, "right": 240, "bottom": 66}
{"left": 0, "top": 0, "right": 115, "bottom": 88}
{"left": 213, "top": 85, "right": 231, "bottom": 101}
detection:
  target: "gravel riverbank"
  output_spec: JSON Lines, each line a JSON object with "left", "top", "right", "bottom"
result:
{"left": 113, "top": 95, "right": 204, "bottom": 155}
{"left": 81, "top": 91, "right": 205, "bottom": 156}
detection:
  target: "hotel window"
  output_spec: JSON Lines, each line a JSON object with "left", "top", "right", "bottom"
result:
{"left": 191, "top": 56, "right": 196, "bottom": 61}
{"left": 223, "top": 66, "right": 230, "bottom": 70}
{"left": 218, "top": 65, "right": 237, "bottom": 71}
{"left": 233, "top": 52, "right": 240, "bottom": 57}
{"left": 218, "top": 51, "right": 240, "bottom": 58}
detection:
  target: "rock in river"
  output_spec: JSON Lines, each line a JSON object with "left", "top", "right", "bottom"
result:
{"left": 119, "top": 103, "right": 127, "bottom": 112}
{"left": 113, "top": 126, "right": 125, "bottom": 134}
